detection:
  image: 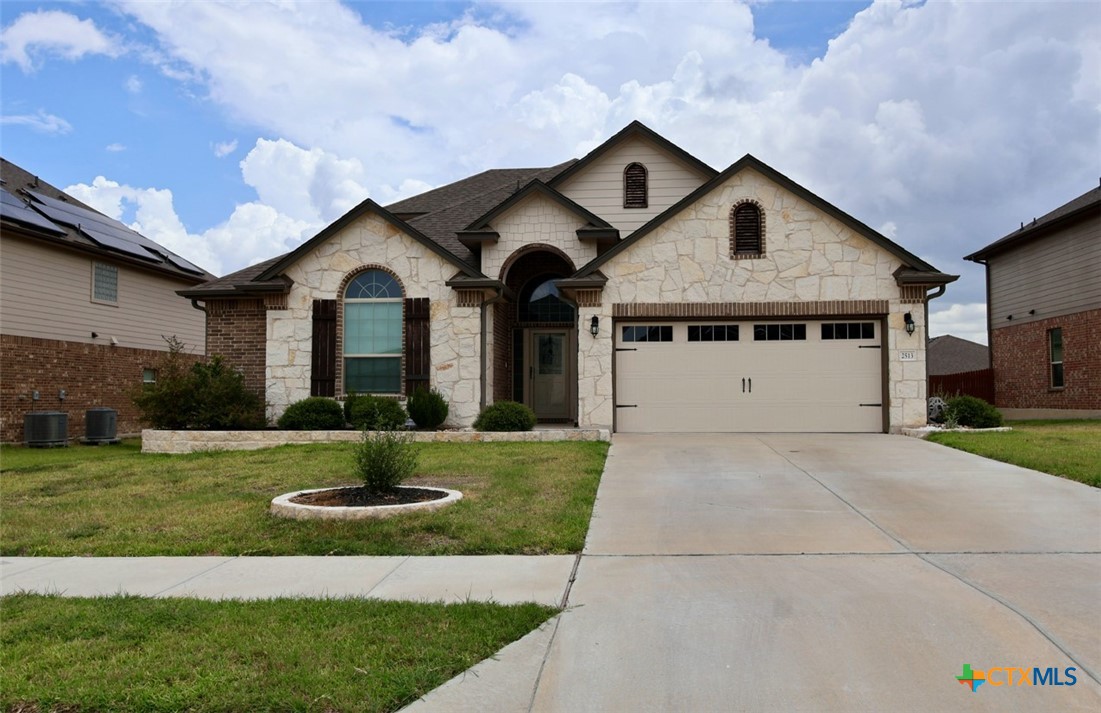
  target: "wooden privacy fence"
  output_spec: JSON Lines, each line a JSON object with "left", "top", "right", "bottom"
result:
{"left": 930, "top": 368, "right": 995, "bottom": 403}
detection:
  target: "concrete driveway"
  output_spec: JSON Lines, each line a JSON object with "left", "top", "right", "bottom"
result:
{"left": 528, "top": 434, "right": 1101, "bottom": 712}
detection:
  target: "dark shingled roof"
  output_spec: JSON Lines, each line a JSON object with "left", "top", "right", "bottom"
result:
{"left": 178, "top": 255, "right": 285, "bottom": 297}
{"left": 927, "top": 335, "right": 990, "bottom": 376}
{"left": 1, "top": 157, "right": 213, "bottom": 283}
{"left": 965, "top": 185, "right": 1101, "bottom": 261}
{"left": 393, "top": 161, "right": 577, "bottom": 264}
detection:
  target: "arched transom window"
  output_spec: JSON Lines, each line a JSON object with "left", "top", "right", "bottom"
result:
{"left": 343, "top": 270, "right": 402, "bottom": 393}
{"left": 623, "top": 162, "right": 648, "bottom": 209}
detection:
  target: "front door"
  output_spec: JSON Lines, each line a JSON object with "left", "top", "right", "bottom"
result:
{"left": 529, "top": 329, "right": 571, "bottom": 420}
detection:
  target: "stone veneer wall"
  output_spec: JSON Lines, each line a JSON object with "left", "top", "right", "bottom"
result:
{"left": 575, "top": 167, "right": 928, "bottom": 432}
{"left": 1, "top": 334, "right": 202, "bottom": 442}
{"left": 265, "top": 212, "right": 481, "bottom": 426}
{"left": 479, "top": 193, "right": 598, "bottom": 281}
{"left": 992, "top": 308, "right": 1100, "bottom": 410}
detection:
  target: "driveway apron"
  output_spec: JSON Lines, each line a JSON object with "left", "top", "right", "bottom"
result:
{"left": 530, "top": 433, "right": 1101, "bottom": 712}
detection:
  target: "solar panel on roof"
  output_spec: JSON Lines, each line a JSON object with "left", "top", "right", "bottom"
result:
{"left": 81, "top": 226, "right": 162, "bottom": 261}
{"left": 0, "top": 187, "right": 66, "bottom": 234}
{"left": 27, "top": 190, "right": 170, "bottom": 252}
{"left": 165, "top": 253, "right": 205, "bottom": 275}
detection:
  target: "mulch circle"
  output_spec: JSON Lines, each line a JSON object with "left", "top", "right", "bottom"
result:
{"left": 290, "top": 486, "right": 448, "bottom": 508}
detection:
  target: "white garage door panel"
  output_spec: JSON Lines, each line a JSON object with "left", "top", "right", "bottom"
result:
{"left": 615, "top": 322, "right": 883, "bottom": 433}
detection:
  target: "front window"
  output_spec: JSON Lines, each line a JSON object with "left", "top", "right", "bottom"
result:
{"left": 344, "top": 270, "right": 402, "bottom": 394}
{"left": 1049, "top": 328, "right": 1064, "bottom": 388}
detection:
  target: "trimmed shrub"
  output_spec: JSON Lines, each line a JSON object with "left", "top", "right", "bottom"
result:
{"left": 133, "top": 339, "right": 265, "bottom": 429}
{"left": 474, "top": 401, "right": 536, "bottom": 432}
{"left": 345, "top": 393, "right": 408, "bottom": 431}
{"left": 407, "top": 387, "right": 449, "bottom": 430}
{"left": 354, "top": 429, "right": 418, "bottom": 494}
{"left": 945, "top": 395, "right": 1003, "bottom": 429}
{"left": 277, "top": 397, "right": 345, "bottom": 430}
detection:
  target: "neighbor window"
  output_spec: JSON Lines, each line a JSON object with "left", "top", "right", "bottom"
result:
{"left": 753, "top": 324, "right": 806, "bottom": 341}
{"left": 1049, "top": 328, "right": 1064, "bottom": 389}
{"left": 343, "top": 270, "right": 403, "bottom": 394}
{"left": 730, "top": 201, "right": 764, "bottom": 257}
{"left": 623, "top": 162, "right": 648, "bottom": 208}
{"left": 92, "top": 262, "right": 118, "bottom": 304}
{"left": 142, "top": 368, "right": 157, "bottom": 384}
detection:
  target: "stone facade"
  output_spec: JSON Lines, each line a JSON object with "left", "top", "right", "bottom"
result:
{"left": 991, "top": 308, "right": 1100, "bottom": 410}
{"left": 265, "top": 212, "right": 480, "bottom": 425}
{"left": 481, "top": 194, "right": 598, "bottom": 280}
{"left": 576, "top": 168, "right": 927, "bottom": 432}
{"left": 1, "top": 334, "right": 202, "bottom": 442}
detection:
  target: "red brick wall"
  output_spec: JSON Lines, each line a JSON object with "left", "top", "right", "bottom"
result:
{"left": 205, "top": 299, "right": 266, "bottom": 400}
{"left": 992, "top": 308, "right": 1100, "bottom": 410}
{"left": 0, "top": 334, "right": 202, "bottom": 443}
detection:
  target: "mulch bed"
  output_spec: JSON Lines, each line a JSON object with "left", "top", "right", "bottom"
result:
{"left": 290, "top": 486, "right": 448, "bottom": 508}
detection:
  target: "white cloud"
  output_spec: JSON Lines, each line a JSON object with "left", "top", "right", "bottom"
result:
{"left": 212, "top": 139, "right": 238, "bottom": 158}
{"left": 82, "top": 0, "right": 1098, "bottom": 304}
{"left": 0, "top": 110, "right": 72, "bottom": 134}
{"left": 929, "top": 302, "right": 988, "bottom": 345}
{"left": 62, "top": 139, "right": 368, "bottom": 276}
{"left": 125, "top": 75, "right": 142, "bottom": 93}
{"left": 1, "top": 10, "right": 120, "bottom": 71}
{"left": 105, "top": 143, "right": 126, "bottom": 152}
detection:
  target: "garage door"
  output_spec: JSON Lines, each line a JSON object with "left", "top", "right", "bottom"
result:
{"left": 615, "top": 320, "right": 883, "bottom": 433}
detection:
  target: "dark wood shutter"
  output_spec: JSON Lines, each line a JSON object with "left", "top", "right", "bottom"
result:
{"left": 404, "top": 297, "right": 430, "bottom": 396}
{"left": 733, "top": 204, "right": 761, "bottom": 254}
{"left": 310, "top": 299, "right": 337, "bottom": 396}
{"left": 623, "top": 163, "right": 647, "bottom": 208}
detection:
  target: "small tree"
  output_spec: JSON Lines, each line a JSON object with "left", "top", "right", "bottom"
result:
{"left": 354, "top": 430, "right": 418, "bottom": 494}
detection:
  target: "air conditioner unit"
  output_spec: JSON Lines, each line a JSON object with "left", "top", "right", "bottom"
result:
{"left": 84, "top": 408, "right": 119, "bottom": 444}
{"left": 24, "top": 412, "right": 68, "bottom": 448}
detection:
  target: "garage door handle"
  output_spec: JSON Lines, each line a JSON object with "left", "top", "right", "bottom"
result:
{"left": 748, "top": 378, "right": 752, "bottom": 393}
{"left": 742, "top": 378, "right": 745, "bottom": 393}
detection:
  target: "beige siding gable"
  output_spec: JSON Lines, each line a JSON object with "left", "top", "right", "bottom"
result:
{"left": 480, "top": 193, "right": 598, "bottom": 278}
{"left": 0, "top": 236, "right": 205, "bottom": 353}
{"left": 558, "top": 134, "right": 711, "bottom": 235}
{"left": 988, "top": 219, "right": 1101, "bottom": 327}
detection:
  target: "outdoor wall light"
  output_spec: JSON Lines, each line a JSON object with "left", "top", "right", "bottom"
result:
{"left": 904, "top": 312, "right": 916, "bottom": 336}
{"left": 590, "top": 316, "right": 600, "bottom": 336}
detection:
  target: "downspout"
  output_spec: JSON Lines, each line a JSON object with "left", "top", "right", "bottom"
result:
{"left": 480, "top": 288, "right": 507, "bottom": 412}
{"left": 189, "top": 299, "right": 206, "bottom": 313}
{"left": 924, "top": 284, "right": 947, "bottom": 409}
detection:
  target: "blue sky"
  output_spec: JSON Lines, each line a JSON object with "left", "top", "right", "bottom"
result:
{"left": 2, "top": 1, "right": 1098, "bottom": 344}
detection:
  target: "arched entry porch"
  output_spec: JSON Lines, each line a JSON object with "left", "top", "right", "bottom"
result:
{"left": 495, "top": 246, "right": 577, "bottom": 423}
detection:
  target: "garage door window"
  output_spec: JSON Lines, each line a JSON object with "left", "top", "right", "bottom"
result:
{"left": 753, "top": 324, "right": 806, "bottom": 341}
{"left": 688, "top": 325, "right": 739, "bottom": 342}
{"left": 821, "top": 322, "right": 875, "bottom": 340}
{"left": 622, "top": 325, "right": 672, "bottom": 343}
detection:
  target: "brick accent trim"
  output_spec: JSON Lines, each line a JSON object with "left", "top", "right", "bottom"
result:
{"left": 729, "top": 199, "right": 766, "bottom": 260}
{"left": 899, "top": 286, "right": 926, "bottom": 304}
{"left": 335, "top": 265, "right": 407, "bottom": 397}
{"left": 206, "top": 298, "right": 266, "bottom": 399}
{"left": 574, "top": 289, "right": 603, "bottom": 308}
{"left": 498, "top": 243, "right": 576, "bottom": 281}
{"left": 612, "top": 300, "right": 889, "bottom": 319}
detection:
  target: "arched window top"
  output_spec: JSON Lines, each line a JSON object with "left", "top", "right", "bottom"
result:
{"left": 730, "top": 201, "right": 764, "bottom": 257}
{"left": 623, "top": 162, "right": 648, "bottom": 209}
{"left": 345, "top": 269, "right": 401, "bottom": 299}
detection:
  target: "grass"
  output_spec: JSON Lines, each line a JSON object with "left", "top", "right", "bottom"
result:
{"left": 927, "top": 419, "right": 1101, "bottom": 487}
{"left": 0, "top": 439, "right": 608, "bottom": 556}
{"left": 1, "top": 592, "right": 557, "bottom": 713}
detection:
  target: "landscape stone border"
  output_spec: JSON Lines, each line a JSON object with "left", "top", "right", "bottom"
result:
{"left": 270, "top": 485, "right": 462, "bottom": 521}
{"left": 142, "top": 428, "right": 611, "bottom": 454}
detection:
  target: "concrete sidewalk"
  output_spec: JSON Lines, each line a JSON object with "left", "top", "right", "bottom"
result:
{"left": 0, "top": 555, "right": 576, "bottom": 606}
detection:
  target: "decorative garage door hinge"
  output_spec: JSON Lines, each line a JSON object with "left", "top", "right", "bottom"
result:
{"left": 859, "top": 403, "right": 883, "bottom": 407}
{"left": 858, "top": 345, "right": 882, "bottom": 349}
{"left": 615, "top": 404, "right": 638, "bottom": 408}
{"left": 615, "top": 347, "right": 637, "bottom": 352}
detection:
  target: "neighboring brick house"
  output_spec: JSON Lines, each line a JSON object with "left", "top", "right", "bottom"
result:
{"left": 182, "top": 121, "right": 956, "bottom": 433}
{"left": 965, "top": 185, "right": 1101, "bottom": 417}
{"left": 1, "top": 159, "right": 211, "bottom": 442}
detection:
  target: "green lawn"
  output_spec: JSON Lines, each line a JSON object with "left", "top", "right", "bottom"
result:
{"left": 927, "top": 420, "right": 1101, "bottom": 487}
{"left": 0, "top": 439, "right": 608, "bottom": 556}
{"left": 2, "top": 593, "right": 556, "bottom": 713}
